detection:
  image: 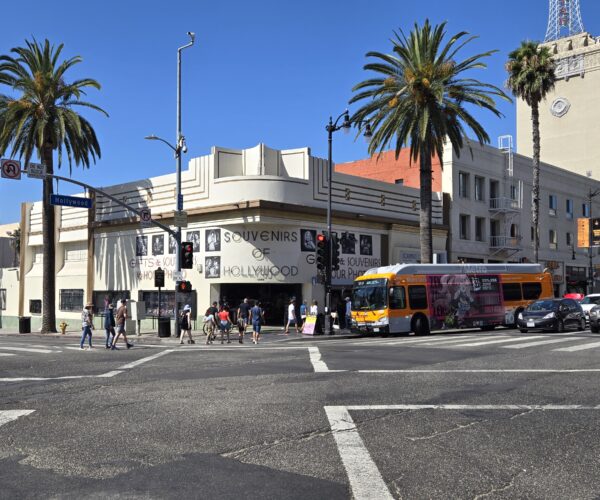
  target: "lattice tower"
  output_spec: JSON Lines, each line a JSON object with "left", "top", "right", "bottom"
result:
{"left": 545, "top": 0, "right": 585, "bottom": 42}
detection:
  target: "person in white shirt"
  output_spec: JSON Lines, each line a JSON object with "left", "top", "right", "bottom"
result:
{"left": 310, "top": 300, "right": 319, "bottom": 316}
{"left": 284, "top": 299, "right": 300, "bottom": 334}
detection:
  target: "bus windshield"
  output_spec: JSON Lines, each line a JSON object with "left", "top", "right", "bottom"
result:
{"left": 352, "top": 279, "right": 388, "bottom": 311}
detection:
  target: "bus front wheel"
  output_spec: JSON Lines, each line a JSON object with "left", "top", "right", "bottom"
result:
{"left": 412, "top": 315, "right": 430, "bottom": 336}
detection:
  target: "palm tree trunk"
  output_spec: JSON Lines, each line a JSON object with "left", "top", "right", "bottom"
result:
{"left": 40, "top": 146, "right": 57, "bottom": 333}
{"left": 419, "top": 152, "right": 433, "bottom": 264}
{"left": 531, "top": 101, "right": 541, "bottom": 264}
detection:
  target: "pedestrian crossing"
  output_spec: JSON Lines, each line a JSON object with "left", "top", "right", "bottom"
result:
{"left": 348, "top": 332, "right": 600, "bottom": 354}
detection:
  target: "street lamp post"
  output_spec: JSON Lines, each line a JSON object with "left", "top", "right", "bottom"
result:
{"left": 324, "top": 111, "right": 371, "bottom": 334}
{"left": 587, "top": 185, "right": 600, "bottom": 294}
{"left": 145, "top": 31, "right": 195, "bottom": 336}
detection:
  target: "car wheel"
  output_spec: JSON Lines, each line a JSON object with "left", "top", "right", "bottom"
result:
{"left": 578, "top": 318, "right": 586, "bottom": 331}
{"left": 519, "top": 329, "right": 528, "bottom": 333}
{"left": 556, "top": 319, "right": 565, "bottom": 333}
{"left": 413, "top": 315, "right": 430, "bottom": 336}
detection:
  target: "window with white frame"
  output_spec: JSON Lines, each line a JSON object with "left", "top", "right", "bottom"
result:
{"left": 59, "top": 289, "right": 84, "bottom": 312}
{"left": 566, "top": 232, "right": 573, "bottom": 246}
{"left": 549, "top": 194, "right": 557, "bottom": 216}
{"left": 474, "top": 176, "right": 485, "bottom": 202}
{"left": 64, "top": 242, "right": 87, "bottom": 262}
{"left": 549, "top": 229, "right": 557, "bottom": 249}
{"left": 475, "top": 217, "right": 485, "bottom": 242}
{"left": 459, "top": 214, "right": 470, "bottom": 240}
{"left": 566, "top": 199, "right": 573, "bottom": 219}
{"left": 583, "top": 203, "right": 590, "bottom": 217}
{"left": 458, "top": 172, "right": 470, "bottom": 199}
{"left": 510, "top": 184, "right": 518, "bottom": 201}
{"left": 33, "top": 246, "right": 43, "bottom": 264}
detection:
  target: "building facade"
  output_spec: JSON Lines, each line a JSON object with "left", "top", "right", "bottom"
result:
{"left": 0, "top": 144, "right": 447, "bottom": 330}
{"left": 517, "top": 32, "right": 600, "bottom": 177}
{"left": 338, "top": 138, "right": 600, "bottom": 296}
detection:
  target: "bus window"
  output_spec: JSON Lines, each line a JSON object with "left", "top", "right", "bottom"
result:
{"left": 389, "top": 287, "right": 406, "bottom": 310}
{"left": 502, "top": 283, "right": 522, "bottom": 301}
{"left": 408, "top": 285, "right": 428, "bottom": 310}
{"left": 522, "top": 282, "right": 542, "bottom": 300}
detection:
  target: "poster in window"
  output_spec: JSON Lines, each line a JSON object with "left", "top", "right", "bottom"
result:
{"left": 186, "top": 231, "right": 201, "bottom": 252}
{"left": 205, "top": 229, "right": 221, "bottom": 252}
{"left": 341, "top": 233, "right": 356, "bottom": 254}
{"left": 359, "top": 235, "right": 373, "bottom": 256}
{"left": 205, "top": 256, "right": 221, "bottom": 279}
{"left": 427, "top": 274, "right": 504, "bottom": 330}
{"left": 168, "top": 233, "right": 177, "bottom": 254}
{"left": 300, "top": 229, "right": 317, "bottom": 252}
{"left": 136, "top": 236, "right": 148, "bottom": 257}
{"left": 152, "top": 234, "right": 164, "bottom": 256}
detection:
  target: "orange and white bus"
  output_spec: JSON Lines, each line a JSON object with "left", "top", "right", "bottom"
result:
{"left": 351, "top": 264, "right": 553, "bottom": 335}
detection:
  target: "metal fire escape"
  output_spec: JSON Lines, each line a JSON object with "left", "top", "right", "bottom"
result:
{"left": 489, "top": 136, "right": 522, "bottom": 259}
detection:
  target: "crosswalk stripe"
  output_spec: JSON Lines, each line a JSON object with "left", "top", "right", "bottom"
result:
{"left": 553, "top": 341, "right": 600, "bottom": 352}
{"left": 0, "top": 352, "right": 15, "bottom": 357}
{"left": 450, "top": 336, "right": 546, "bottom": 347}
{"left": 346, "top": 335, "right": 481, "bottom": 347}
{"left": 416, "top": 335, "right": 509, "bottom": 346}
{"left": 0, "top": 410, "right": 35, "bottom": 427}
{"left": 503, "top": 337, "right": 581, "bottom": 349}
{"left": 0, "top": 346, "right": 55, "bottom": 354}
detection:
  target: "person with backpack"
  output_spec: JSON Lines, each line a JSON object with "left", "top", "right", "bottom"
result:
{"left": 112, "top": 298, "right": 133, "bottom": 350}
{"left": 250, "top": 301, "right": 265, "bottom": 344}
{"left": 179, "top": 304, "right": 195, "bottom": 344}
{"left": 204, "top": 301, "right": 218, "bottom": 344}
{"left": 299, "top": 300, "right": 308, "bottom": 329}
{"left": 104, "top": 303, "right": 116, "bottom": 349}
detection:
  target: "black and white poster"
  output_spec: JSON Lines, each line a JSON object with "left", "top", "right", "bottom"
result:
{"left": 359, "top": 235, "right": 373, "bottom": 256}
{"left": 168, "top": 233, "right": 177, "bottom": 255}
{"left": 300, "top": 229, "right": 317, "bottom": 252}
{"left": 205, "top": 229, "right": 221, "bottom": 252}
{"left": 341, "top": 233, "right": 356, "bottom": 254}
{"left": 152, "top": 234, "right": 164, "bottom": 256}
{"left": 186, "top": 231, "right": 201, "bottom": 252}
{"left": 205, "top": 256, "right": 221, "bottom": 278}
{"left": 136, "top": 236, "right": 148, "bottom": 257}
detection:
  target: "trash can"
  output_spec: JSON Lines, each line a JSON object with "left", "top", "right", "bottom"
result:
{"left": 158, "top": 317, "right": 171, "bottom": 338}
{"left": 19, "top": 316, "right": 31, "bottom": 334}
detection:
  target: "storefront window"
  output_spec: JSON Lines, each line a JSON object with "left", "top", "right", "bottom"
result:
{"left": 139, "top": 290, "right": 197, "bottom": 319}
{"left": 59, "top": 289, "right": 84, "bottom": 312}
{"left": 29, "top": 300, "right": 41, "bottom": 314}
{"left": 92, "top": 291, "right": 131, "bottom": 316}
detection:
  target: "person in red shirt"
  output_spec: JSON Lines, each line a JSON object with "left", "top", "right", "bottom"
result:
{"left": 217, "top": 305, "right": 232, "bottom": 344}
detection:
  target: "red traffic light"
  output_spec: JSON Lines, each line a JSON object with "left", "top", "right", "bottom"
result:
{"left": 317, "top": 233, "right": 326, "bottom": 243}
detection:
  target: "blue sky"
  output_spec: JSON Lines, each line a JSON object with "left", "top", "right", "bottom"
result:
{"left": 1, "top": 0, "right": 599, "bottom": 224}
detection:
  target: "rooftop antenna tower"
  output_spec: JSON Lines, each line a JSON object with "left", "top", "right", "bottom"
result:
{"left": 545, "top": 0, "right": 585, "bottom": 42}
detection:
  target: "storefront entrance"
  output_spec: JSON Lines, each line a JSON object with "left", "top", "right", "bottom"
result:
{"left": 220, "top": 283, "right": 303, "bottom": 326}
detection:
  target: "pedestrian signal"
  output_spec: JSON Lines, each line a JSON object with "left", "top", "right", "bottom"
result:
{"left": 177, "top": 280, "right": 192, "bottom": 293}
{"left": 181, "top": 241, "right": 194, "bottom": 269}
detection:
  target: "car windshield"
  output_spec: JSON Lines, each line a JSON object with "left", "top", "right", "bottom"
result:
{"left": 581, "top": 296, "right": 600, "bottom": 305}
{"left": 527, "top": 300, "right": 559, "bottom": 312}
{"left": 352, "top": 279, "right": 388, "bottom": 311}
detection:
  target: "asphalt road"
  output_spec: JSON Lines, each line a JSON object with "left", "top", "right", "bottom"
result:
{"left": 1, "top": 328, "right": 600, "bottom": 499}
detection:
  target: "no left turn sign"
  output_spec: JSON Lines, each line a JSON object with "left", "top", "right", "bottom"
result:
{"left": 140, "top": 208, "right": 152, "bottom": 227}
{"left": 1, "top": 159, "right": 21, "bottom": 180}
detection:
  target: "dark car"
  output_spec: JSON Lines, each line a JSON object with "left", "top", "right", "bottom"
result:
{"left": 588, "top": 305, "right": 600, "bottom": 333}
{"left": 517, "top": 298, "right": 586, "bottom": 333}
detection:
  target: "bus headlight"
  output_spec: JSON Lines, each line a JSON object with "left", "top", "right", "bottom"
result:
{"left": 373, "top": 316, "right": 389, "bottom": 326}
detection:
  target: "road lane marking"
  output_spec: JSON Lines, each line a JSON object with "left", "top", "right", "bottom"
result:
{"left": 503, "top": 338, "right": 581, "bottom": 349}
{"left": 344, "top": 335, "right": 482, "bottom": 347}
{"left": 344, "top": 404, "right": 600, "bottom": 410}
{"left": 118, "top": 349, "right": 174, "bottom": 369}
{"left": 356, "top": 369, "right": 600, "bottom": 373}
{"left": 0, "top": 410, "right": 35, "bottom": 427}
{"left": 324, "top": 406, "right": 394, "bottom": 500}
{"left": 554, "top": 341, "right": 600, "bottom": 352}
{"left": 453, "top": 336, "right": 546, "bottom": 347}
{"left": 0, "top": 353, "right": 15, "bottom": 357}
{"left": 309, "top": 346, "right": 333, "bottom": 372}
{"left": 0, "top": 346, "right": 56, "bottom": 354}
{"left": 415, "top": 335, "right": 509, "bottom": 346}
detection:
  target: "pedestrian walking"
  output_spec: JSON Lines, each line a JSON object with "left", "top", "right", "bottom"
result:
{"left": 250, "top": 301, "right": 265, "bottom": 344}
{"left": 345, "top": 297, "right": 352, "bottom": 329}
{"left": 179, "top": 304, "right": 195, "bottom": 344}
{"left": 80, "top": 303, "right": 94, "bottom": 349}
{"left": 284, "top": 299, "right": 299, "bottom": 334}
{"left": 112, "top": 298, "right": 133, "bottom": 350}
{"left": 217, "top": 305, "right": 232, "bottom": 344}
{"left": 104, "top": 303, "right": 116, "bottom": 349}
{"left": 310, "top": 300, "right": 319, "bottom": 316}
{"left": 299, "top": 300, "right": 308, "bottom": 329}
{"left": 237, "top": 298, "right": 251, "bottom": 343}
{"left": 205, "top": 301, "right": 219, "bottom": 344}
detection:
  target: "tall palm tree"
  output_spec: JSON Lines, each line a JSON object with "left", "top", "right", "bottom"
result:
{"left": 350, "top": 20, "right": 509, "bottom": 263}
{"left": 0, "top": 39, "right": 107, "bottom": 332}
{"left": 506, "top": 41, "right": 555, "bottom": 264}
